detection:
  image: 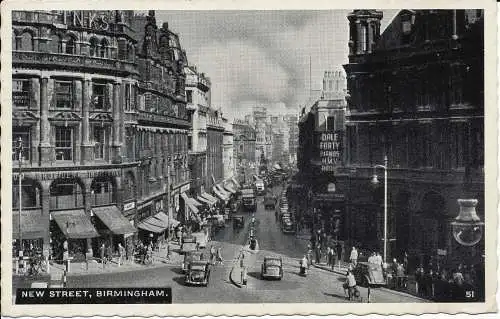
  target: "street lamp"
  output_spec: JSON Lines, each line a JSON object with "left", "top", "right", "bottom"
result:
{"left": 371, "top": 155, "right": 388, "bottom": 265}
{"left": 16, "top": 137, "right": 24, "bottom": 272}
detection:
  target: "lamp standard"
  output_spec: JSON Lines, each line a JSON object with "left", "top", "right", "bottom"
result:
{"left": 371, "top": 155, "right": 388, "bottom": 265}
{"left": 16, "top": 137, "right": 24, "bottom": 271}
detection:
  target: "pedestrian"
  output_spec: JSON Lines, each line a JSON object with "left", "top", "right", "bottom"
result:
{"left": 210, "top": 245, "right": 216, "bottom": 265}
{"left": 216, "top": 247, "right": 224, "bottom": 265}
{"left": 403, "top": 252, "right": 409, "bottom": 275}
{"left": 106, "top": 244, "right": 113, "bottom": 264}
{"left": 327, "top": 247, "right": 334, "bottom": 267}
{"left": 118, "top": 243, "right": 125, "bottom": 266}
{"left": 415, "top": 264, "right": 425, "bottom": 296}
{"left": 146, "top": 243, "right": 153, "bottom": 264}
{"left": 315, "top": 243, "right": 322, "bottom": 264}
{"left": 349, "top": 246, "right": 358, "bottom": 267}
{"left": 99, "top": 243, "right": 106, "bottom": 264}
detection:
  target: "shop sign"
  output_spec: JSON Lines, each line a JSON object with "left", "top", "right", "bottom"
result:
{"left": 123, "top": 201, "right": 135, "bottom": 211}
{"left": 318, "top": 131, "right": 343, "bottom": 172}
{"left": 66, "top": 11, "right": 110, "bottom": 31}
{"left": 437, "top": 249, "right": 447, "bottom": 256}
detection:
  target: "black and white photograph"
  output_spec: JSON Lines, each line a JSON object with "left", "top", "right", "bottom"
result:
{"left": 1, "top": 0, "right": 497, "bottom": 316}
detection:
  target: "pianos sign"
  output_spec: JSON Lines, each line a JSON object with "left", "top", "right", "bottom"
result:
{"left": 318, "top": 131, "right": 342, "bottom": 172}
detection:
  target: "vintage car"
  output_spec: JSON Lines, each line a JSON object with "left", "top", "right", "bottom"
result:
{"left": 282, "top": 219, "right": 295, "bottom": 234}
{"left": 264, "top": 196, "right": 276, "bottom": 210}
{"left": 353, "top": 262, "right": 387, "bottom": 287}
{"left": 233, "top": 215, "right": 245, "bottom": 229}
{"left": 182, "top": 251, "right": 205, "bottom": 273}
{"left": 185, "top": 260, "right": 211, "bottom": 286}
{"left": 261, "top": 256, "right": 283, "bottom": 280}
{"left": 180, "top": 236, "right": 199, "bottom": 254}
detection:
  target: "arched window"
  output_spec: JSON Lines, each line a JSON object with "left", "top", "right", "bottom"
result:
{"left": 65, "top": 35, "right": 76, "bottom": 54}
{"left": 50, "top": 34, "right": 62, "bottom": 53}
{"left": 50, "top": 178, "right": 84, "bottom": 210}
{"left": 13, "top": 178, "right": 41, "bottom": 209}
{"left": 90, "top": 176, "right": 116, "bottom": 206}
{"left": 89, "top": 37, "right": 99, "bottom": 57}
{"left": 99, "top": 38, "right": 108, "bottom": 58}
{"left": 20, "top": 32, "right": 33, "bottom": 51}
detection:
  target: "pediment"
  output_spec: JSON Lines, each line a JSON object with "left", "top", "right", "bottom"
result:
{"left": 89, "top": 112, "right": 113, "bottom": 122}
{"left": 13, "top": 110, "right": 39, "bottom": 122}
{"left": 50, "top": 112, "right": 82, "bottom": 121}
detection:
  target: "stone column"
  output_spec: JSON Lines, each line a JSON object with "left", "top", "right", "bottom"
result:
{"left": 39, "top": 76, "right": 52, "bottom": 165}
{"left": 115, "top": 176, "right": 123, "bottom": 211}
{"left": 40, "top": 180, "right": 51, "bottom": 255}
{"left": 366, "top": 22, "right": 373, "bottom": 53}
{"left": 81, "top": 79, "right": 93, "bottom": 164}
{"left": 112, "top": 81, "right": 122, "bottom": 163}
{"left": 30, "top": 78, "right": 41, "bottom": 164}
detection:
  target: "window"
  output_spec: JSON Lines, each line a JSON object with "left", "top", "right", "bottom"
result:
{"left": 188, "top": 136, "right": 192, "bottom": 151}
{"left": 13, "top": 79, "right": 30, "bottom": 108}
{"left": 100, "top": 38, "right": 108, "bottom": 58}
{"left": 12, "top": 127, "right": 31, "bottom": 161}
{"left": 50, "top": 34, "right": 62, "bottom": 53}
{"left": 124, "top": 83, "right": 135, "bottom": 112}
{"left": 89, "top": 38, "right": 98, "bottom": 57}
{"left": 92, "top": 83, "right": 106, "bottom": 109}
{"left": 55, "top": 127, "right": 73, "bottom": 160}
{"left": 93, "top": 126, "right": 106, "bottom": 159}
{"left": 50, "top": 180, "right": 84, "bottom": 209}
{"left": 20, "top": 32, "right": 33, "bottom": 51}
{"left": 65, "top": 36, "right": 75, "bottom": 54}
{"left": 186, "top": 90, "right": 193, "bottom": 103}
{"left": 13, "top": 179, "right": 40, "bottom": 208}
{"left": 55, "top": 81, "right": 73, "bottom": 109}
{"left": 326, "top": 116, "right": 335, "bottom": 131}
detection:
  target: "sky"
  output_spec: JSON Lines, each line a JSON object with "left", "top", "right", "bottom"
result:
{"left": 156, "top": 10, "right": 399, "bottom": 120}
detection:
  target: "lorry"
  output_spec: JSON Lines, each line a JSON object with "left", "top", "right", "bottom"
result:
{"left": 255, "top": 179, "right": 265, "bottom": 195}
{"left": 241, "top": 188, "right": 257, "bottom": 211}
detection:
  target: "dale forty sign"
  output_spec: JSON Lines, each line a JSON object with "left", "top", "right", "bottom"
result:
{"left": 318, "top": 131, "right": 342, "bottom": 172}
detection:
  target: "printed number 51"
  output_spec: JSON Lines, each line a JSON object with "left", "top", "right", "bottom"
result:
{"left": 465, "top": 290, "right": 475, "bottom": 298}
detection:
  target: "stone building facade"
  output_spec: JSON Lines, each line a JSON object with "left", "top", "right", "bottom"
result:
{"left": 11, "top": 10, "right": 191, "bottom": 260}
{"left": 233, "top": 120, "right": 256, "bottom": 184}
{"left": 341, "top": 9, "right": 484, "bottom": 267}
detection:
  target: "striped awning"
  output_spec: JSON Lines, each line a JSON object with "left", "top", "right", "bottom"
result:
{"left": 213, "top": 186, "right": 229, "bottom": 202}
{"left": 197, "top": 195, "right": 214, "bottom": 206}
{"left": 216, "top": 184, "right": 231, "bottom": 197}
{"left": 201, "top": 191, "right": 218, "bottom": 203}
{"left": 137, "top": 212, "right": 169, "bottom": 233}
{"left": 224, "top": 184, "right": 237, "bottom": 194}
{"left": 190, "top": 197, "right": 204, "bottom": 207}
{"left": 92, "top": 206, "right": 136, "bottom": 235}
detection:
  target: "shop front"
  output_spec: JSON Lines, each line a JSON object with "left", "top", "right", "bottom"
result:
{"left": 136, "top": 196, "right": 169, "bottom": 245}
{"left": 90, "top": 205, "right": 137, "bottom": 255}
{"left": 13, "top": 209, "right": 48, "bottom": 258}
{"left": 50, "top": 209, "right": 99, "bottom": 262}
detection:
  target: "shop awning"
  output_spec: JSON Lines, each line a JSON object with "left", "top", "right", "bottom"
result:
{"left": 190, "top": 197, "right": 204, "bottom": 207}
{"left": 170, "top": 218, "right": 181, "bottom": 228}
{"left": 51, "top": 209, "right": 99, "bottom": 239}
{"left": 197, "top": 195, "right": 214, "bottom": 206}
{"left": 187, "top": 200, "right": 199, "bottom": 214}
{"left": 13, "top": 210, "right": 46, "bottom": 240}
{"left": 92, "top": 206, "right": 136, "bottom": 235}
{"left": 224, "top": 184, "right": 237, "bottom": 194}
{"left": 216, "top": 184, "right": 231, "bottom": 198}
{"left": 137, "top": 212, "right": 169, "bottom": 233}
{"left": 231, "top": 177, "right": 241, "bottom": 189}
{"left": 201, "top": 191, "right": 218, "bottom": 203}
{"left": 213, "top": 186, "right": 229, "bottom": 202}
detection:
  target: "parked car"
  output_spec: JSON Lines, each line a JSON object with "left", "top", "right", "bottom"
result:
{"left": 261, "top": 256, "right": 283, "bottom": 280}
{"left": 264, "top": 196, "right": 276, "bottom": 210}
{"left": 353, "top": 262, "right": 387, "bottom": 287}
{"left": 185, "top": 260, "right": 211, "bottom": 286}
{"left": 182, "top": 251, "right": 205, "bottom": 273}
{"left": 180, "top": 236, "right": 199, "bottom": 254}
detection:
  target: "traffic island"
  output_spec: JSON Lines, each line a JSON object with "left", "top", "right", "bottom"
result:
{"left": 229, "top": 241, "right": 260, "bottom": 288}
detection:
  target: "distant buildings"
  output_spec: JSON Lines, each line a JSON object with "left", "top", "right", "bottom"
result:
{"left": 233, "top": 119, "right": 256, "bottom": 184}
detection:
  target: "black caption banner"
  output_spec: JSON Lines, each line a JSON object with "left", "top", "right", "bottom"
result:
{"left": 16, "top": 288, "right": 172, "bottom": 304}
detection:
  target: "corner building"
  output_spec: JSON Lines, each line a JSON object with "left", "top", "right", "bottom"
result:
{"left": 12, "top": 10, "right": 139, "bottom": 260}
{"left": 342, "top": 10, "right": 484, "bottom": 269}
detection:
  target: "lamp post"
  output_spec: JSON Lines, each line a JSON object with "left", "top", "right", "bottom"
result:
{"left": 16, "top": 137, "right": 24, "bottom": 273}
{"left": 371, "top": 155, "right": 388, "bottom": 265}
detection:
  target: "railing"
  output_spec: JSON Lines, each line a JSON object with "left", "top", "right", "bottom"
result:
{"left": 13, "top": 51, "right": 138, "bottom": 75}
{"left": 137, "top": 110, "right": 190, "bottom": 126}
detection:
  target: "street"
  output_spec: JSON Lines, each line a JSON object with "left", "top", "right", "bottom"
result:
{"left": 67, "top": 185, "right": 425, "bottom": 303}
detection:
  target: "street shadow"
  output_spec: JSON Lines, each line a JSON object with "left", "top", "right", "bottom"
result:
{"left": 170, "top": 267, "right": 185, "bottom": 275}
{"left": 323, "top": 292, "right": 348, "bottom": 300}
{"left": 172, "top": 276, "right": 187, "bottom": 286}
{"left": 247, "top": 271, "right": 262, "bottom": 280}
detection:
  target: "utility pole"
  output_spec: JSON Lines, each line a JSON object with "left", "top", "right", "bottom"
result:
{"left": 17, "top": 137, "right": 24, "bottom": 273}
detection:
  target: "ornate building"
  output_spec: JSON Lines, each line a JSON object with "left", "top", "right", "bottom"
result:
{"left": 233, "top": 120, "right": 256, "bottom": 184}
{"left": 12, "top": 10, "right": 139, "bottom": 260}
{"left": 11, "top": 10, "right": 192, "bottom": 260}
{"left": 130, "top": 11, "right": 191, "bottom": 234}
{"left": 342, "top": 9, "right": 484, "bottom": 268}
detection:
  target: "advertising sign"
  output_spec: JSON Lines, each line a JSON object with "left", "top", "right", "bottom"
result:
{"left": 318, "top": 131, "right": 343, "bottom": 172}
